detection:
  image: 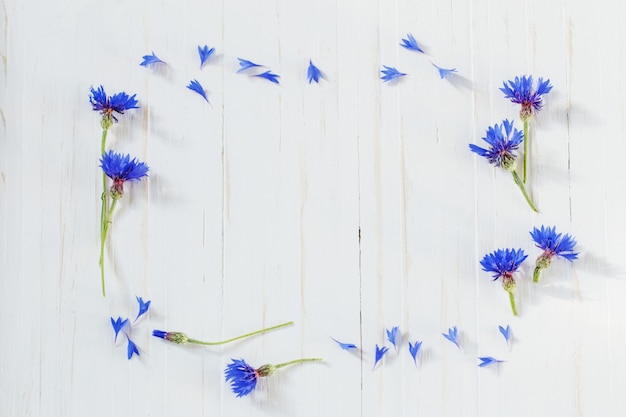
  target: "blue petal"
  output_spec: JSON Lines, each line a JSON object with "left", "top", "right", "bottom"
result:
{"left": 152, "top": 330, "right": 167, "bottom": 339}
{"left": 198, "top": 45, "right": 215, "bottom": 68}
{"left": 253, "top": 71, "right": 280, "bottom": 84}
{"left": 187, "top": 79, "right": 209, "bottom": 102}
{"left": 442, "top": 326, "right": 460, "bottom": 349}
{"left": 431, "top": 63, "right": 457, "bottom": 79}
{"left": 380, "top": 66, "right": 406, "bottom": 82}
{"left": 111, "top": 316, "right": 129, "bottom": 342}
{"left": 374, "top": 344, "right": 389, "bottom": 368}
{"left": 478, "top": 356, "right": 503, "bottom": 367}
{"left": 331, "top": 337, "right": 358, "bottom": 350}
{"left": 386, "top": 326, "right": 400, "bottom": 350}
{"left": 126, "top": 335, "right": 140, "bottom": 360}
{"left": 498, "top": 325, "right": 511, "bottom": 343}
{"left": 400, "top": 33, "right": 424, "bottom": 53}
{"left": 307, "top": 60, "right": 323, "bottom": 84}
{"left": 135, "top": 296, "right": 151, "bottom": 321}
{"left": 237, "top": 58, "right": 262, "bottom": 73}
{"left": 140, "top": 51, "right": 166, "bottom": 67}
{"left": 408, "top": 341, "right": 422, "bottom": 365}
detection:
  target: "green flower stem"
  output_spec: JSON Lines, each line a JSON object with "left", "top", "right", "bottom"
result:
{"left": 508, "top": 291, "right": 518, "bottom": 316}
{"left": 523, "top": 119, "right": 529, "bottom": 184}
{"left": 274, "top": 357, "right": 323, "bottom": 370}
{"left": 511, "top": 170, "right": 538, "bottom": 212}
{"left": 533, "top": 266, "right": 542, "bottom": 283}
{"left": 99, "top": 197, "right": 118, "bottom": 297}
{"left": 100, "top": 128, "right": 109, "bottom": 235}
{"left": 186, "top": 321, "right": 294, "bottom": 345}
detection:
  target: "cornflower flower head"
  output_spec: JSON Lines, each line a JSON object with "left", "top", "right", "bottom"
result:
{"left": 224, "top": 357, "right": 322, "bottom": 397}
{"left": 100, "top": 150, "right": 149, "bottom": 200}
{"left": 530, "top": 226, "right": 578, "bottom": 282}
{"left": 479, "top": 248, "right": 527, "bottom": 316}
{"left": 198, "top": 45, "right": 215, "bottom": 68}
{"left": 140, "top": 51, "right": 166, "bottom": 67}
{"left": 500, "top": 75, "right": 552, "bottom": 121}
{"left": 431, "top": 63, "right": 457, "bottom": 79}
{"left": 187, "top": 79, "right": 209, "bottom": 103}
{"left": 89, "top": 85, "right": 139, "bottom": 130}
{"left": 380, "top": 66, "right": 406, "bottom": 82}
{"left": 470, "top": 120, "right": 538, "bottom": 212}
{"left": 152, "top": 321, "right": 294, "bottom": 346}
{"left": 400, "top": 33, "right": 424, "bottom": 53}
{"left": 386, "top": 326, "right": 400, "bottom": 351}
{"left": 307, "top": 60, "right": 323, "bottom": 84}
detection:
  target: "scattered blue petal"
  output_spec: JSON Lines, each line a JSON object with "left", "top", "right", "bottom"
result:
{"left": 442, "top": 326, "right": 460, "bottom": 349}
{"left": 478, "top": 356, "right": 503, "bottom": 367}
{"left": 111, "top": 316, "right": 129, "bottom": 342}
{"left": 331, "top": 337, "right": 358, "bottom": 350}
{"left": 198, "top": 45, "right": 215, "bottom": 68}
{"left": 307, "top": 60, "right": 323, "bottom": 84}
{"left": 386, "top": 326, "right": 400, "bottom": 350}
{"left": 127, "top": 335, "right": 140, "bottom": 360}
{"left": 187, "top": 79, "right": 209, "bottom": 103}
{"left": 400, "top": 33, "right": 424, "bottom": 53}
{"left": 237, "top": 58, "right": 262, "bottom": 73}
{"left": 373, "top": 344, "right": 389, "bottom": 369}
{"left": 479, "top": 248, "right": 527, "bottom": 281}
{"left": 469, "top": 119, "right": 523, "bottom": 168}
{"left": 135, "top": 296, "right": 151, "bottom": 321}
{"left": 140, "top": 51, "right": 166, "bottom": 67}
{"left": 499, "top": 325, "right": 511, "bottom": 345}
{"left": 100, "top": 150, "right": 149, "bottom": 184}
{"left": 408, "top": 341, "right": 422, "bottom": 365}
{"left": 431, "top": 63, "right": 457, "bottom": 79}
{"left": 225, "top": 358, "right": 258, "bottom": 397}
{"left": 89, "top": 85, "right": 139, "bottom": 123}
{"left": 530, "top": 225, "right": 579, "bottom": 261}
{"left": 500, "top": 75, "right": 552, "bottom": 119}
{"left": 380, "top": 66, "right": 406, "bottom": 82}
{"left": 254, "top": 70, "right": 280, "bottom": 84}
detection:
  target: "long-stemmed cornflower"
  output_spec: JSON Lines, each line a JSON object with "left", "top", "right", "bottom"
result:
{"left": 89, "top": 86, "right": 139, "bottom": 296}
{"left": 500, "top": 75, "right": 553, "bottom": 183}
{"left": 152, "top": 321, "right": 293, "bottom": 346}
{"left": 225, "top": 357, "right": 322, "bottom": 397}
{"left": 469, "top": 119, "right": 538, "bottom": 212}
{"left": 530, "top": 225, "right": 578, "bottom": 283}
{"left": 99, "top": 151, "right": 149, "bottom": 294}
{"left": 479, "top": 248, "right": 528, "bottom": 316}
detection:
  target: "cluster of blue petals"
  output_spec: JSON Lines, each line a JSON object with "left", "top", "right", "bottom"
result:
{"left": 479, "top": 248, "right": 528, "bottom": 280}
{"left": 111, "top": 296, "right": 151, "bottom": 360}
{"left": 530, "top": 225, "right": 579, "bottom": 260}
{"left": 100, "top": 150, "right": 149, "bottom": 183}
{"left": 225, "top": 359, "right": 259, "bottom": 397}
{"left": 89, "top": 85, "right": 139, "bottom": 121}
{"left": 469, "top": 119, "right": 523, "bottom": 167}
{"left": 500, "top": 75, "right": 553, "bottom": 111}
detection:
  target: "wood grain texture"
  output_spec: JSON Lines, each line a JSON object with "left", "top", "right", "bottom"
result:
{"left": 1, "top": 0, "right": 625, "bottom": 416}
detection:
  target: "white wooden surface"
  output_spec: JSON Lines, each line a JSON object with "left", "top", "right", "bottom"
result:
{"left": 2, "top": 0, "right": 626, "bottom": 416}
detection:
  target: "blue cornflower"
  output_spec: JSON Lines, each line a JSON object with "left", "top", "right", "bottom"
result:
{"left": 381, "top": 66, "right": 406, "bottom": 82}
{"left": 373, "top": 345, "right": 389, "bottom": 369}
{"left": 237, "top": 58, "right": 262, "bottom": 73}
{"left": 187, "top": 79, "right": 209, "bottom": 103}
{"left": 470, "top": 120, "right": 537, "bottom": 212}
{"left": 135, "top": 296, "right": 151, "bottom": 321}
{"left": 225, "top": 357, "right": 322, "bottom": 397}
{"left": 530, "top": 226, "right": 578, "bottom": 282}
{"left": 478, "top": 357, "right": 503, "bottom": 367}
{"left": 307, "top": 60, "right": 323, "bottom": 84}
{"left": 499, "top": 325, "right": 511, "bottom": 348}
{"left": 331, "top": 337, "right": 358, "bottom": 350}
{"left": 386, "top": 326, "right": 400, "bottom": 351}
{"left": 89, "top": 85, "right": 139, "bottom": 129}
{"left": 480, "top": 248, "right": 527, "bottom": 316}
{"left": 100, "top": 150, "right": 149, "bottom": 199}
{"left": 442, "top": 326, "right": 460, "bottom": 350}
{"left": 127, "top": 335, "right": 140, "bottom": 359}
{"left": 111, "top": 316, "right": 129, "bottom": 342}
{"left": 198, "top": 45, "right": 215, "bottom": 68}
{"left": 140, "top": 51, "right": 166, "bottom": 67}
{"left": 431, "top": 63, "right": 457, "bottom": 79}
{"left": 500, "top": 75, "right": 552, "bottom": 121}
{"left": 254, "top": 70, "right": 280, "bottom": 84}
{"left": 408, "top": 341, "right": 422, "bottom": 366}
{"left": 400, "top": 33, "right": 424, "bottom": 53}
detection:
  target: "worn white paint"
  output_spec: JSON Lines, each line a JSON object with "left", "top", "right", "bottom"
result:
{"left": 1, "top": 0, "right": 626, "bottom": 416}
